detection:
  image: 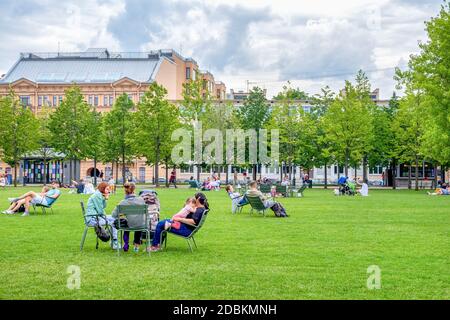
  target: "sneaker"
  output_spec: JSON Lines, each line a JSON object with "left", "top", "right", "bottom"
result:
{"left": 112, "top": 240, "right": 121, "bottom": 250}
{"left": 123, "top": 243, "right": 129, "bottom": 252}
{"left": 21, "top": 212, "right": 29, "bottom": 217}
{"left": 146, "top": 245, "right": 160, "bottom": 252}
{"left": 8, "top": 197, "right": 18, "bottom": 203}
{"left": 4, "top": 210, "right": 14, "bottom": 215}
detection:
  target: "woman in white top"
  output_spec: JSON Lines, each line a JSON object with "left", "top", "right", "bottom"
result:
{"left": 83, "top": 180, "right": 95, "bottom": 194}
{"left": 357, "top": 179, "right": 369, "bottom": 196}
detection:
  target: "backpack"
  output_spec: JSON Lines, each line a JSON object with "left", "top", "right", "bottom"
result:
{"left": 94, "top": 223, "right": 111, "bottom": 242}
{"left": 271, "top": 202, "right": 288, "bottom": 217}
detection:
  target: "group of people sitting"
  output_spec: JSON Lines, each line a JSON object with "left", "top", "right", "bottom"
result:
{"left": 84, "top": 181, "right": 209, "bottom": 252}
{"left": 226, "top": 181, "right": 287, "bottom": 217}
{"left": 201, "top": 176, "right": 221, "bottom": 191}
{"left": 2, "top": 180, "right": 61, "bottom": 216}
{"left": 427, "top": 181, "right": 449, "bottom": 196}
{"left": 335, "top": 176, "right": 369, "bottom": 196}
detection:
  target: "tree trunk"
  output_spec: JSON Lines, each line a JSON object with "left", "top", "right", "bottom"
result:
{"left": 115, "top": 161, "right": 119, "bottom": 185}
{"left": 93, "top": 156, "right": 97, "bottom": 187}
{"left": 391, "top": 159, "right": 397, "bottom": 190}
{"left": 280, "top": 162, "right": 283, "bottom": 183}
{"left": 363, "top": 155, "right": 368, "bottom": 183}
{"left": 354, "top": 165, "right": 358, "bottom": 181}
{"left": 196, "top": 164, "right": 201, "bottom": 183}
{"left": 225, "top": 165, "right": 229, "bottom": 185}
{"left": 344, "top": 149, "right": 349, "bottom": 177}
{"left": 13, "top": 161, "right": 18, "bottom": 187}
{"left": 73, "top": 159, "right": 77, "bottom": 182}
{"left": 415, "top": 156, "right": 419, "bottom": 191}
{"left": 155, "top": 144, "right": 160, "bottom": 187}
{"left": 433, "top": 162, "right": 438, "bottom": 189}
{"left": 43, "top": 157, "right": 47, "bottom": 185}
{"left": 252, "top": 164, "right": 257, "bottom": 181}
{"left": 69, "top": 160, "right": 73, "bottom": 183}
{"left": 165, "top": 162, "right": 169, "bottom": 188}
{"left": 408, "top": 164, "right": 412, "bottom": 190}
{"left": 122, "top": 150, "right": 126, "bottom": 185}
{"left": 324, "top": 163, "right": 328, "bottom": 189}
{"left": 442, "top": 165, "right": 446, "bottom": 184}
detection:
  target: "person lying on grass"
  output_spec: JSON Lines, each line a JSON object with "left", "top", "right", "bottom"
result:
{"left": 2, "top": 181, "right": 61, "bottom": 216}
{"left": 427, "top": 182, "right": 449, "bottom": 196}
{"left": 148, "top": 192, "right": 209, "bottom": 252}
{"left": 164, "top": 197, "right": 196, "bottom": 230}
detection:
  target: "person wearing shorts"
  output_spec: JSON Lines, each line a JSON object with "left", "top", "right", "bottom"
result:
{"left": 2, "top": 181, "right": 60, "bottom": 216}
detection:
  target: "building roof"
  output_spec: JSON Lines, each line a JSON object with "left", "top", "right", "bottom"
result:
{"left": 0, "top": 49, "right": 164, "bottom": 84}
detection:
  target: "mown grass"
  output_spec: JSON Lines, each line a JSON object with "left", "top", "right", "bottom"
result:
{"left": 0, "top": 186, "right": 448, "bottom": 299}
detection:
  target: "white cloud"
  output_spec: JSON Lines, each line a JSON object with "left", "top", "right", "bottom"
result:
{"left": 0, "top": 0, "right": 444, "bottom": 99}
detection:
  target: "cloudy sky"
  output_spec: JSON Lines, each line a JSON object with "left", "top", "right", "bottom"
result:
{"left": 0, "top": 0, "right": 443, "bottom": 98}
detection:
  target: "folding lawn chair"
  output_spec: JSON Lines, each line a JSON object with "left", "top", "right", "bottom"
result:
{"left": 115, "top": 204, "right": 150, "bottom": 256}
{"left": 162, "top": 209, "right": 209, "bottom": 252}
{"left": 246, "top": 195, "right": 268, "bottom": 217}
{"left": 79, "top": 201, "right": 113, "bottom": 251}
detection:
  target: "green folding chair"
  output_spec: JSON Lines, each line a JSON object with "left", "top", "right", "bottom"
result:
{"left": 79, "top": 201, "right": 113, "bottom": 251}
{"left": 246, "top": 195, "right": 268, "bottom": 217}
{"left": 259, "top": 184, "right": 272, "bottom": 195}
{"left": 162, "top": 209, "right": 209, "bottom": 252}
{"left": 275, "top": 185, "right": 289, "bottom": 197}
{"left": 115, "top": 204, "right": 150, "bottom": 256}
{"left": 32, "top": 194, "right": 60, "bottom": 214}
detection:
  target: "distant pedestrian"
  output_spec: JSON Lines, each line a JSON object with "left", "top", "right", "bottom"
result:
{"left": 169, "top": 170, "right": 177, "bottom": 188}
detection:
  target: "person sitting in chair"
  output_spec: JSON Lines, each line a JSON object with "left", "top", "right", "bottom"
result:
{"left": 147, "top": 193, "right": 209, "bottom": 252}
{"left": 225, "top": 185, "right": 248, "bottom": 213}
{"left": 2, "top": 180, "right": 61, "bottom": 216}
{"left": 246, "top": 181, "right": 277, "bottom": 210}
{"left": 111, "top": 182, "right": 146, "bottom": 253}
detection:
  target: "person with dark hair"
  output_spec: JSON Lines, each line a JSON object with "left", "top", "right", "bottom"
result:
{"left": 169, "top": 170, "right": 177, "bottom": 188}
{"left": 111, "top": 182, "right": 146, "bottom": 252}
{"left": 147, "top": 192, "right": 209, "bottom": 252}
{"left": 85, "top": 182, "right": 120, "bottom": 250}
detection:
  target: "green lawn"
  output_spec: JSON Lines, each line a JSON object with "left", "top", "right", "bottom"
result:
{"left": 0, "top": 186, "right": 448, "bottom": 299}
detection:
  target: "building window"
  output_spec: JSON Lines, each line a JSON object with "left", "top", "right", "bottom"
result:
{"left": 88, "top": 95, "right": 93, "bottom": 105}
{"left": 303, "top": 106, "right": 311, "bottom": 113}
{"left": 38, "top": 96, "right": 43, "bottom": 107}
{"left": 139, "top": 93, "right": 145, "bottom": 102}
{"left": 202, "top": 80, "right": 207, "bottom": 90}
{"left": 109, "top": 96, "right": 114, "bottom": 106}
{"left": 103, "top": 96, "right": 108, "bottom": 106}
{"left": 94, "top": 96, "right": 99, "bottom": 106}
{"left": 53, "top": 96, "right": 57, "bottom": 107}
{"left": 139, "top": 167, "right": 146, "bottom": 183}
{"left": 43, "top": 96, "right": 49, "bottom": 106}
{"left": 180, "top": 165, "right": 195, "bottom": 173}
{"left": 19, "top": 96, "right": 31, "bottom": 107}
{"left": 369, "top": 166, "right": 383, "bottom": 175}
{"left": 186, "top": 67, "right": 191, "bottom": 80}
{"left": 59, "top": 96, "right": 63, "bottom": 104}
